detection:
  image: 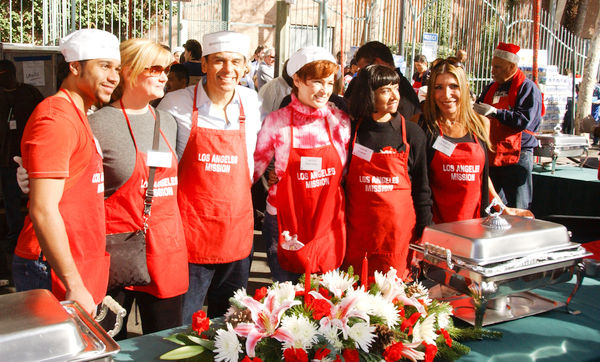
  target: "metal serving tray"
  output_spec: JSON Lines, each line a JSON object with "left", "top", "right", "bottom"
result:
{"left": 420, "top": 215, "right": 572, "bottom": 265}
{"left": 0, "top": 289, "right": 119, "bottom": 362}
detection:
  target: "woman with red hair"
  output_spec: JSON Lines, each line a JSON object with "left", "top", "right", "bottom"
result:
{"left": 253, "top": 46, "right": 351, "bottom": 282}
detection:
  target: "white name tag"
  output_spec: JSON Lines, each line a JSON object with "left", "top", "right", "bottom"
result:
{"left": 93, "top": 136, "right": 103, "bottom": 159}
{"left": 300, "top": 156, "right": 322, "bottom": 171}
{"left": 9, "top": 120, "right": 17, "bottom": 130}
{"left": 147, "top": 151, "right": 172, "bottom": 168}
{"left": 352, "top": 143, "right": 373, "bottom": 162}
{"left": 493, "top": 95, "right": 501, "bottom": 104}
{"left": 432, "top": 136, "right": 456, "bottom": 157}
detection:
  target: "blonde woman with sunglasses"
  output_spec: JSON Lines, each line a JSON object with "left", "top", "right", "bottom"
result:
{"left": 413, "top": 57, "right": 532, "bottom": 223}
{"left": 90, "top": 38, "right": 188, "bottom": 339}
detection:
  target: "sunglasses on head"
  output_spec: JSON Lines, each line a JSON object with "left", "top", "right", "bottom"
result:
{"left": 432, "top": 57, "right": 464, "bottom": 70}
{"left": 145, "top": 64, "right": 171, "bottom": 76}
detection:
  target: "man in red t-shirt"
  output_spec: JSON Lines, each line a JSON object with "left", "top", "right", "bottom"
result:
{"left": 13, "top": 29, "right": 120, "bottom": 315}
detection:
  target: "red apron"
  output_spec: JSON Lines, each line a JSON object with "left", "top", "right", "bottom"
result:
{"left": 177, "top": 84, "right": 253, "bottom": 264}
{"left": 343, "top": 116, "right": 416, "bottom": 278}
{"left": 483, "top": 69, "right": 535, "bottom": 167}
{"left": 104, "top": 104, "right": 188, "bottom": 298}
{"left": 53, "top": 90, "right": 110, "bottom": 304}
{"left": 276, "top": 111, "right": 346, "bottom": 274}
{"left": 429, "top": 127, "right": 485, "bottom": 223}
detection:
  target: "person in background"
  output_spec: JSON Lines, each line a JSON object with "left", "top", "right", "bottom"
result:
{"left": 13, "top": 29, "right": 120, "bottom": 315}
{"left": 412, "top": 54, "right": 430, "bottom": 93}
{"left": 591, "top": 81, "right": 600, "bottom": 146}
{"left": 239, "top": 63, "right": 256, "bottom": 91}
{"left": 344, "top": 41, "right": 421, "bottom": 122}
{"left": 255, "top": 47, "right": 275, "bottom": 90}
{"left": 344, "top": 65, "right": 432, "bottom": 279}
{"left": 253, "top": 46, "right": 350, "bottom": 282}
{"left": 0, "top": 60, "right": 44, "bottom": 283}
{"left": 91, "top": 38, "right": 188, "bottom": 339}
{"left": 166, "top": 63, "right": 189, "bottom": 93}
{"left": 172, "top": 46, "right": 185, "bottom": 64}
{"left": 258, "top": 59, "right": 293, "bottom": 119}
{"left": 182, "top": 39, "right": 204, "bottom": 85}
{"left": 415, "top": 57, "right": 532, "bottom": 224}
{"left": 158, "top": 31, "right": 260, "bottom": 323}
{"left": 456, "top": 49, "right": 467, "bottom": 65}
{"left": 474, "top": 42, "right": 542, "bottom": 209}
{"left": 248, "top": 45, "right": 266, "bottom": 81}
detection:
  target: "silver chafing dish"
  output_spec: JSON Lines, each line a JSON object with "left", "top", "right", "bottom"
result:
{"left": 534, "top": 129, "right": 589, "bottom": 173}
{"left": 0, "top": 289, "right": 124, "bottom": 361}
{"left": 411, "top": 206, "right": 590, "bottom": 327}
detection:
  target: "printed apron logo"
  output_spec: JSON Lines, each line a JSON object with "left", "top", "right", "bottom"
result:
{"left": 198, "top": 153, "right": 239, "bottom": 173}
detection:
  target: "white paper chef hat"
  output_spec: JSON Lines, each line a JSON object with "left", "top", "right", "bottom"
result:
{"left": 202, "top": 31, "right": 250, "bottom": 58}
{"left": 59, "top": 29, "right": 120, "bottom": 63}
{"left": 286, "top": 46, "right": 337, "bottom": 76}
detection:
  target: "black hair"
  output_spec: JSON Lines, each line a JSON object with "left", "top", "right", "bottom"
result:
{"left": 281, "top": 59, "right": 293, "bottom": 87}
{"left": 350, "top": 58, "right": 357, "bottom": 66}
{"left": 414, "top": 54, "right": 428, "bottom": 64}
{"left": 169, "top": 63, "right": 189, "bottom": 85}
{"left": 354, "top": 41, "right": 395, "bottom": 67}
{"left": 0, "top": 60, "right": 16, "bottom": 87}
{"left": 183, "top": 39, "right": 202, "bottom": 60}
{"left": 348, "top": 64, "right": 400, "bottom": 120}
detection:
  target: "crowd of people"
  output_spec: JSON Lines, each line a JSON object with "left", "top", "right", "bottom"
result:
{"left": 1, "top": 27, "right": 551, "bottom": 338}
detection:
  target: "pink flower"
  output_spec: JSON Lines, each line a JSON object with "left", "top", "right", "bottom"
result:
{"left": 234, "top": 291, "right": 301, "bottom": 357}
{"left": 308, "top": 290, "right": 369, "bottom": 339}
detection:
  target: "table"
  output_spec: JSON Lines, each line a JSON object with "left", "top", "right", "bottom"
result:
{"left": 531, "top": 165, "right": 600, "bottom": 218}
{"left": 114, "top": 277, "right": 600, "bottom": 362}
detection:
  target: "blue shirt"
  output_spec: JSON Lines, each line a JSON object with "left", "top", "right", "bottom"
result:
{"left": 592, "top": 83, "right": 600, "bottom": 121}
{"left": 478, "top": 77, "right": 543, "bottom": 149}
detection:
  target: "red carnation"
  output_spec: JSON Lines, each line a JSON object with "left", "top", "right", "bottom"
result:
{"left": 191, "top": 310, "right": 210, "bottom": 334}
{"left": 400, "top": 312, "right": 421, "bottom": 334}
{"left": 313, "top": 347, "right": 331, "bottom": 360}
{"left": 284, "top": 347, "right": 308, "bottom": 362}
{"left": 241, "top": 357, "right": 263, "bottom": 362}
{"left": 253, "top": 286, "right": 268, "bottom": 301}
{"left": 310, "top": 298, "right": 332, "bottom": 320}
{"left": 423, "top": 342, "right": 438, "bottom": 362}
{"left": 342, "top": 348, "right": 359, "bottom": 362}
{"left": 383, "top": 342, "right": 404, "bottom": 362}
{"left": 438, "top": 328, "right": 452, "bottom": 347}
{"left": 318, "top": 287, "right": 331, "bottom": 299}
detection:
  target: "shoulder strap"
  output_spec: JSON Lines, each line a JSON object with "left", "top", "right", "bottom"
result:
{"left": 143, "top": 108, "right": 161, "bottom": 227}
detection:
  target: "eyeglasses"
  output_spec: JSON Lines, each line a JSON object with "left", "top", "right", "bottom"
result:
{"left": 431, "top": 57, "right": 464, "bottom": 70}
{"left": 145, "top": 65, "right": 170, "bottom": 76}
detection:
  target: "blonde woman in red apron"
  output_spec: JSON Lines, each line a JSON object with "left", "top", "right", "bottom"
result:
{"left": 414, "top": 57, "right": 532, "bottom": 223}
{"left": 253, "top": 47, "right": 351, "bottom": 282}
{"left": 343, "top": 65, "right": 433, "bottom": 280}
{"left": 90, "top": 39, "right": 188, "bottom": 338}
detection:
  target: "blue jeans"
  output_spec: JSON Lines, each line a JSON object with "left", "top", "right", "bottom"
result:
{"left": 182, "top": 254, "right": 252, "bottom": 324}
{"left": 263, "top": 212, "right": 301, "bottom": 283}
{"left": 490, "top": 148, "right": 534, "bottom": 209}
{"left": 0, "top": 167, "right": 25, "bottom": 253}
{"left": 12, "top": 254, "right": 51, "bottom": 291}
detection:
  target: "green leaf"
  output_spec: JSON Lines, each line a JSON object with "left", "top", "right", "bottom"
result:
{"left": 186, "top": 335, "right": 215, "bottom": 350}
{"left": 163, "top": 333, "right": 189, "bottom": 346}
{"left": 159, "top": 345, "right": 205, "bottom": 360}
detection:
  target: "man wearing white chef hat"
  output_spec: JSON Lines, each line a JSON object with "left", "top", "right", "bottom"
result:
{"left": 158, "top": 30, "right": 261, "bottom": 323}
{"left": 13, "top": 28, "right": 120, "bottom": 316}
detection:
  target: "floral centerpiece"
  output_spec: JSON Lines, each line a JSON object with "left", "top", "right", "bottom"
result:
{"left": 160, "top": 268, "right": 499, "bottom": 361}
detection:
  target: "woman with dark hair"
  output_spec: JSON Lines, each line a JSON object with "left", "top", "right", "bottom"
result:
{"left": 414, "top": 57, "right": 532, "bottom": 223}
{"left": 343, "top": 64, "right": 432, "bottom": 279}
{"left": 253, "top": 46, "right": 350, "bottom": 282}
{"left": 412, "top": 54, "right": 430, "bottom": 93}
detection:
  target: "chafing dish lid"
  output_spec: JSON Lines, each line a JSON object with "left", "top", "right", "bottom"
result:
{"left": 421, "top": 215, "right": 573, "bottom": 265}
{"left": 536, "top": 133, "right": 588, "bottom": 146}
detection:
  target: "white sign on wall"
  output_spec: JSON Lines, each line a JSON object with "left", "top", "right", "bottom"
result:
{"left": 421, "top": 33, "right": 438, "bottom": 63}
{"left": 22, "top": 60, "right": 45, "bottom": 87}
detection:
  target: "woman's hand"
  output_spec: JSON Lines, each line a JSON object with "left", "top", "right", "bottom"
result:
{"left": 504, "top": 207, "right": 534, "bottom": 219}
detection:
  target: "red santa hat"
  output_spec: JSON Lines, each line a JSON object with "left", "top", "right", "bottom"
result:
{"left": 493, "top": 42, "right": 520, "bottom": 64}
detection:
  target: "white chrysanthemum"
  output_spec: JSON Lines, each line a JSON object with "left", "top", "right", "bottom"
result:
{"left": 232, "top": 288, "right": 247, "bottom": 304}
{"left": 320, "top": 270, "right": 355, "bottom": 298}
{"left": 412, "top": 314, "right": 437, "bottom": 345}
{"left": 280, "top": 314, "right": 319, "bottom": 350}
{"left": 368, "top": 293, "right": 399, "bottom": 328}
{"left": 348, "top": 322, "right": 376, "bottom": 352}
{"left": 214, "top": 323, "right": 242, "bottom": 362}
{"left": 346, "top": 287, "right": 374, "bottom": 316}
{"left": 319, "top": 325, "right": 343, "bottom": 350}
{"left": 270, "top": 282, "right": 297, "bottom": 305}
{"left": 437, "top": 311, "right": 451, "bottom": 330}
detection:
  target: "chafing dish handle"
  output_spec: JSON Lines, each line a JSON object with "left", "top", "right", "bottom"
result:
{"left": 423, "top": 243, "right": 454, "bottom": 269}
{"left": 95, "top": 295, "right": 127, "bottom": 337}
{"left": 565, "top": 262, "right": 586, "bottom": 315}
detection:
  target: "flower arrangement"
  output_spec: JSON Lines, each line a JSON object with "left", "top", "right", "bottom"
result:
{"left": 160, "top": 268, "right": 499, "bottom": 361}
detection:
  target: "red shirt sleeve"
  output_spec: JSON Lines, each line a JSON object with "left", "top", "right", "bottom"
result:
{"left": 21, "top": 97, "right": 80, "bottom": 179}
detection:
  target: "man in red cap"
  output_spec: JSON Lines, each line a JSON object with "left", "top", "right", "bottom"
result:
{"left": 474, "top": 42, "right": 542, "bottom": 209}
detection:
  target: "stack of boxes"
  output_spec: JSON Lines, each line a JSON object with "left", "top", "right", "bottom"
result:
{"left": 520, "top": 64, "right": 573, "bottom": 133}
